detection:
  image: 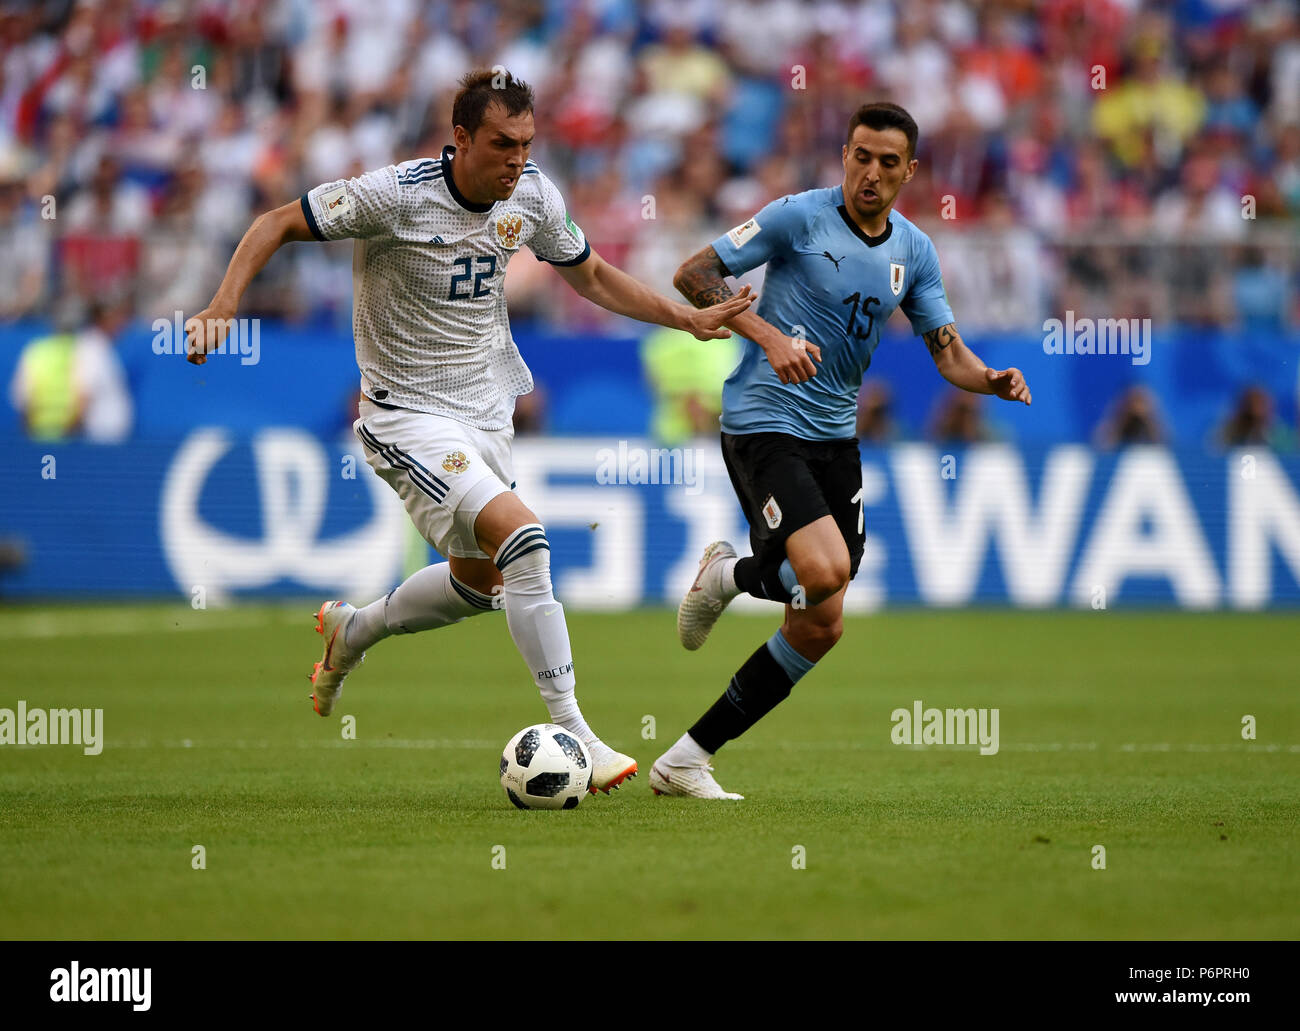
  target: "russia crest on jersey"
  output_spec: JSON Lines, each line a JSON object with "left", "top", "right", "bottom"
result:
{"left": 890, "top": 262, "right": 905, "bottom": 296}
{"left": 495, "top": 214, "right": 523, "bottom": 249}
{"left": 442, "top": 450, "right": 471, "bottom": 474}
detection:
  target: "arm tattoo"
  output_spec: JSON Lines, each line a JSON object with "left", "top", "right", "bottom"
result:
{"left": 674, "top": 246, "right": 735, "bottom": 309}
{"left": 923, "top": 323, "right": 958, "bottom": 358}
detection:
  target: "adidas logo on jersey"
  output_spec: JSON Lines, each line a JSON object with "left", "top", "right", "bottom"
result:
{"left": 429, "top": 235, "right": 445, "bottom": 244}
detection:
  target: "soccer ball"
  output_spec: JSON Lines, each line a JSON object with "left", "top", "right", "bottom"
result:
{"left": 499, "top": 723, "right": 592, "bottom": 810}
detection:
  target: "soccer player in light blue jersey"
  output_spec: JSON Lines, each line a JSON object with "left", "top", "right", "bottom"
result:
{"left": 652, "top": 103, "right": 1032, "bottom": 799}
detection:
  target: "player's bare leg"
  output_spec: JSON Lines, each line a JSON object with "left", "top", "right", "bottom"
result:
{"left": 474, "top": 492, "right": 637, "bottom": 793}
{"left": 783, "top": 517, "right": 852, "bottom": 612}
{"left": 779, "top": 585, "right": 847, "bottom": 662}
{"left": 447, "top": 555, "right": 502, "bottom": 595}
{"left": 655, "top": 518, "right": 849, "bottom": 798}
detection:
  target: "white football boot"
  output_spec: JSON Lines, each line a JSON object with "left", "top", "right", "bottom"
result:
{"left": 649, "top": 758, "right": 744, "bottom": 800}
{"left": 586, "top": 740, "right": 638, "bottom": 794}
{"left": 677, "top": 540, "right": 738, "bottom": 651}
{"left": 308, "top": 600, "right": 364, "bottom": 717}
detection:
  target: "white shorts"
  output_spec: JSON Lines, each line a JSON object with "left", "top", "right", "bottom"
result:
{"left": 354, "top": 399, "right": 514, "bottom": 560}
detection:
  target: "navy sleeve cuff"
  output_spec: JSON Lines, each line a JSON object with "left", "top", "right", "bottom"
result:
{"left": 300, "top": 193, "right": 325, "bottom": 241}
{"left": 537, "top": 239, "right": 591, "bottom": 267}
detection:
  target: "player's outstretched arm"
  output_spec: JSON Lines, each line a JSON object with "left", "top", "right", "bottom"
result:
{"left": 674, "top": 246, "right": 822, "bottom": 385}
{"left": 185, "top": 200, "right": 318, "bottom": 365}
{"left": 553, "top": 247, "right": 753, "bottom": 341}
{"left": 924, "top": 323, "right": 1031, "bottom": 405}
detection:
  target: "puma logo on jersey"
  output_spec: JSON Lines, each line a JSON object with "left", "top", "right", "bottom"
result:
{"left": 821, "top": 251, "right": 846, "bottom": 271}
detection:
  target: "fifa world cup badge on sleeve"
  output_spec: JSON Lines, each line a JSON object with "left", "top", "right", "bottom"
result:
{"left": 320, "top": 185, "right": 348, "bottom": 222}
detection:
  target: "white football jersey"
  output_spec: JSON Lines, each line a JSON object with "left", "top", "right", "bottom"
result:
{"left": 302, "top": 145, "right": 590, "bottom": 430}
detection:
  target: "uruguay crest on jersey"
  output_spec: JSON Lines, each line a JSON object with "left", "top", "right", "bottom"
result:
{"left": 890, "top": 261, "right": 905, "bottom": 296}
{"left": 762, "top": 493, "right": 782, "bottom": 529}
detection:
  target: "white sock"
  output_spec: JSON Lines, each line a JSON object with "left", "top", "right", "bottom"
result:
{"left": 547, "top": 697, "right": 597, "bottom": 747}
{"left": 495, "top": 523, "right": 597, "bottom": 745}
{"left": 664, "top": 731, "right": 713, "bottom": 767}
{"left": 345, "top": 563, "right": 495, "bottom": 652}
{"left": 709, "top": 556, "right": 740, "bottom": 599}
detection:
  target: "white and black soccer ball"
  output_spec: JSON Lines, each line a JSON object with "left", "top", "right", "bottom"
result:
{"left": 500, "top": 724, "right": 592, "bottom": 810}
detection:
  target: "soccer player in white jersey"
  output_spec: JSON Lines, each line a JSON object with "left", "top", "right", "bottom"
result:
{"left": 185, "top": 70, "right": 753, "bottom": 794}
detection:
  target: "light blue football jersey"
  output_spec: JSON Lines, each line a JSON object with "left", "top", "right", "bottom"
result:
{"left": 711, "top": 185, "right": 953, "bottom": 440}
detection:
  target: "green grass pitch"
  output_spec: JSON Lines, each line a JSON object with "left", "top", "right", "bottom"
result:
{"left": 1, "top": 603, "right": 1296, "bottom": 940}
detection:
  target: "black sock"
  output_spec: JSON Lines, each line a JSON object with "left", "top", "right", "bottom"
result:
{"left": 689, "top": 642, "right": 794, "bottom": 753}
{"left": 733, "top": 555, "right": 795, "bottom": 603}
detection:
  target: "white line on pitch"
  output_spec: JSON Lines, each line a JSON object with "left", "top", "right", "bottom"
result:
{"left": 0, "top": 608, "right": 307, "bottom": 640}
{"left": 740, "top": 740, "right": 1300, "bottom": 753}
{"left": 109, "top": 738, "right": 497, "bottom": 750}
{"left": 1006, "top": 742, "right": 1300, "bottom": 753}
{"left": 92, "top": 739, "right": 1300, "bottom": 754}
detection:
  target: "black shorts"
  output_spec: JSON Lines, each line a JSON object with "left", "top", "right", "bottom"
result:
{"left": 720, "top": 431, "right": 865, "bottom": 579}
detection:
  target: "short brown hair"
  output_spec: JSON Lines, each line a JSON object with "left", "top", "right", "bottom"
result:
{"left": 451, "top": 68, "right": 535, "bottom": 137}
{"left": 846, "top": 102, "right": 918, "bottom": 159}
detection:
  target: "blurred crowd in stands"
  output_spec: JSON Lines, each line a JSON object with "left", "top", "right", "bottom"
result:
{"left": 1, "top": 0, "right": 1297, "bottom": 326}
{"left": 1, "top": 0, "right": 1298, "bottom": 447}
{"left": 850, "top": 378, "right": 1296, "bottom": 450}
